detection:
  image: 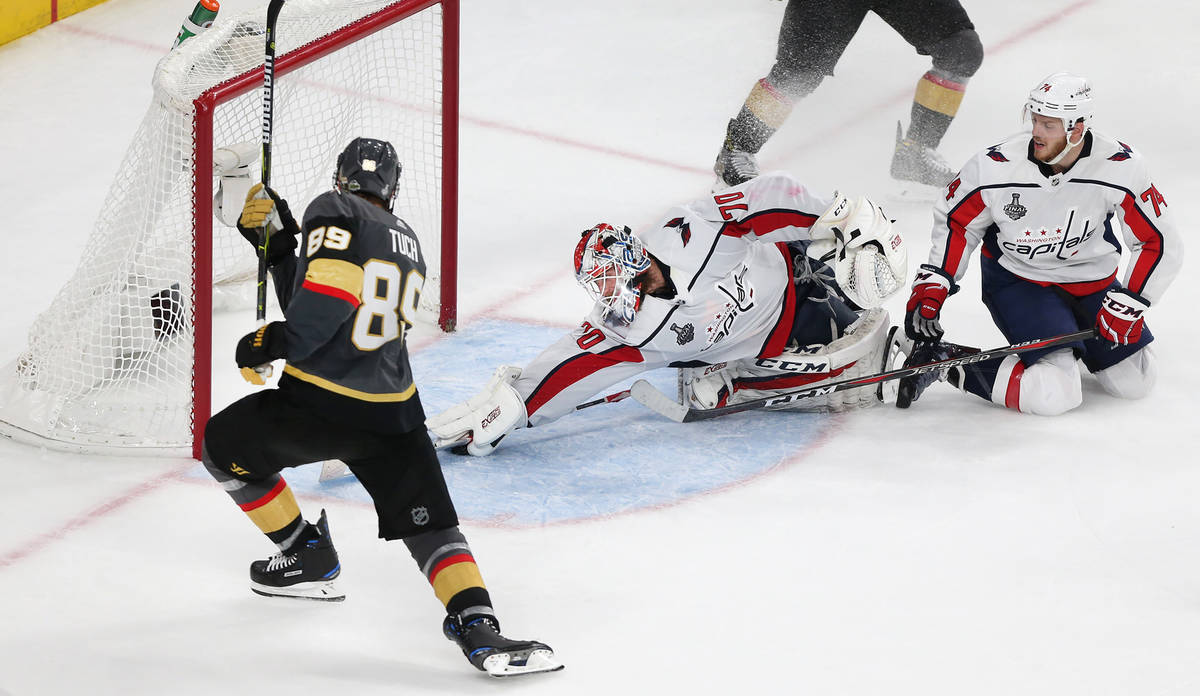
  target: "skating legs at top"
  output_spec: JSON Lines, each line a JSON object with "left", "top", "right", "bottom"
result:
{"left": 714, "top": 0, "right": 981, "bottom": 188}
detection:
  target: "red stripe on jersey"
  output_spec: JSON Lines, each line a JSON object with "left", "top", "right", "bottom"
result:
{"left": 944, "top": 192, "right": 986, "bottom": 277}
{"left": 1119, "top": 193, "right": 1163, "bottom": 295}
{"left": 758, "top": 243, "right": 797, "bottom": 358}
{"left": 428, "top": 553, "right": 475, "bottom": 582}
{"left": 302, "top": 279, "right": 361, "bottom": 307}
{"left": 922, "top": 71, "right": 966, "bottom": 92}
{"left": 1020, "top": 271, "right": 1117, "bottom": 298}
{"left": 1004, "top": 360, "right": 1026, "bottom": 411}
{"left": 239, "top": 477, "right": 287, "bottom": 512}
{"left": 525, "top": 346, "right": 645, "bottom": 417}
{"left": 721, "top": 211, "right": 818, "bottom": 238}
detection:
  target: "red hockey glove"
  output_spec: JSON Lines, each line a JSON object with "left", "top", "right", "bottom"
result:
{"left": 1096, "top": 288, "right": 1149, "bottom": 345}
{"left": 904, "top": 264, "right": 955, "bottom": 341}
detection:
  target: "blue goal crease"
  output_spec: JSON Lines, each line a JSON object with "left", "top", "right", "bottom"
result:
{"left": 191, "top": 319, "right": 829, "bottom": 525}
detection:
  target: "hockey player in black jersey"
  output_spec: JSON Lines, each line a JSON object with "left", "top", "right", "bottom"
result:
{"left": 714, "top": 0, "right": 983, "bottom": 188}
{"left": 200, "top": 137, "right": 561, "bottom": 677}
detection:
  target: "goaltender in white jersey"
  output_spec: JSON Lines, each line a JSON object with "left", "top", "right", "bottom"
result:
{"left": 428, "top": 172, "right": 907, "bottom": 455}
{"left": 897, "top": 71, "right": 1183, "bottom": 414}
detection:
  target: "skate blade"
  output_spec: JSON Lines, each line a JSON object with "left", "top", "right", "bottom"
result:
{"left": 317, "top": 459, "right": 350, "bottom": 482}
{"left": 250, "top": 580, "right": 345, "bottom": 602}
{"left": 482, "top": 649, "right": 564, "bottom": 677}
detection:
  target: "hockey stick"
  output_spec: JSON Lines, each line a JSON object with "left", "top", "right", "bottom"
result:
{"left": 247, "top": 0, "right": 286, "bottom": 380}
{"left": 631, "top": 328, "right": 1099, "bottom": 423}
{"left": 318, "top": 386, "right": 637, "bottom": 480}
{"left": 258, "top": 0, "right": 285, "bottom": 325}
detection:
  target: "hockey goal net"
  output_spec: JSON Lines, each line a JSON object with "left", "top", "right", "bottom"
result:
{"left": 0, "top": 0, "right": 458, "bottom": 458}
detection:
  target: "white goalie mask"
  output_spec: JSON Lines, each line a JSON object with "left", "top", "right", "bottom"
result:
{"left": 573, "top": 223, "right": 651, "bottom": 326}
{"left": 1022, "top": 72, "right": 1093, "bottom": 162}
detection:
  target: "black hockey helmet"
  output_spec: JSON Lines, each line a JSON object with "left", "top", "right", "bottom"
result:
{"left": 334, "top": 137, "right": 401, "bottom": 209}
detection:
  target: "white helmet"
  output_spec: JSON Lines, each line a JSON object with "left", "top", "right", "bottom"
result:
{"left": 1024, "top": 71, "right": 1093, "bottom": 133}
{"left": 1023, "top": 72, "right": 1093, "bottom": 164}
{"left": 573, "top": 223, "right": 651, "bottom": 326}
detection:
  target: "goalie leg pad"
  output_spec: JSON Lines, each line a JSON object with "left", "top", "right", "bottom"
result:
{"left": 685, "top": 309, "right": 892, "bottom": 412}
{"left": 426, "top": 366, "right": 527, "bottom": 456}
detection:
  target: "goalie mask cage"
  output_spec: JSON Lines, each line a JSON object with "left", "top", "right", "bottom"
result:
{"left": 0, "top": 0, "right": 458, "bottom": 458}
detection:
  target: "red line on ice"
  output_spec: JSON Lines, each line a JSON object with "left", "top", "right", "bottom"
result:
{"left": 0, "top": 463, "right": 192, "bottom": 570}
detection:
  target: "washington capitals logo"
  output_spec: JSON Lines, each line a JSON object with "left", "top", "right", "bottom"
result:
{"left": 1108, "top": 141, "right": 1133, "bottom": 161}
{"left": 669, "top": 322, "right": 695, "bottom": 345}
{"left": 665, "top": 217, "right": 691, "bottom": 246}
{"left": 1002, "top": 193, "right": 1027, "bottom": 220}
{"left": 986, "top": 144, "right": 1009, "bottom": 162}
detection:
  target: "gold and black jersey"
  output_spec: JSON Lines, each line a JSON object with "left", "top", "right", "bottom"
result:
{"left": 271, "top": 190, "right": 427, "bottom": 433}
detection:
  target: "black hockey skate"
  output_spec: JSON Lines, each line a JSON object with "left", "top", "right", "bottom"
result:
{"left": 890, "top": 122, "right": 956, "bottom": 187}
{"left": 249, "top": 509, "right": 344, "bottom": 601}
{"left": 895, "top": 340, "right": 976, "bottom": 409}
{"left": 713, "top": 141, "right": 760, "bottom": 188}
{"left": 443, "top": 613, "right": 563, "bottom": 677}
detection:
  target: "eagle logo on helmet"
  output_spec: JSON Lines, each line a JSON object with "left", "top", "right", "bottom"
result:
{"left": 573, "top": 224, "right": 651, "bottom": 327}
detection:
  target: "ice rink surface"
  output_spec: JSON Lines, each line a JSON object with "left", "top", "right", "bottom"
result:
{"left": 1, "top": 0, "right": 1199, "bottom": 693}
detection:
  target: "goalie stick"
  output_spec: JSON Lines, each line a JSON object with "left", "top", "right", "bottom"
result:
{"left": 630, "top": 328, "right": 1100, "bottom": 423}
{"left": 318, "top": 386, "right": 639, "bottom": 480}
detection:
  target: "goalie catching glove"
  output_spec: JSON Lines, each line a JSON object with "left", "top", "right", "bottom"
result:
{"left": 806, "top": 194, "right": 906, "bottom": 309}
{"left": 426, "top": 366, "right": 527, "bottom": 456}
{"left": 237, "top": 183, "right": 301, "bottom": 265}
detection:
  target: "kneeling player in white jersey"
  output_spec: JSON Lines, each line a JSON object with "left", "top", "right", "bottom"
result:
{"left": 897, "top": 72, "right": 1183, "bottom": 414}
{"left": 428, "top": 172, "right": 907, "bottom": 455}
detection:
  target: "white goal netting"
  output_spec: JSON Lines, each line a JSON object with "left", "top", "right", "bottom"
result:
{"left": 0, "top": 0, "right": 453, "bottom": 454}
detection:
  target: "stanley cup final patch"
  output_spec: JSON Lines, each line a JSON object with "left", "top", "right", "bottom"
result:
{"left": 1003, "top": 193, "right": 1028, "bottom": 220}
{"left": 669, "top": 322, "right": 695, "bottom": 345}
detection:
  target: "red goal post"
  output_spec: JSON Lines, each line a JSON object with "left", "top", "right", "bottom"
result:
{"left": 191, "top": 0, "right": 460, "bottom": 458}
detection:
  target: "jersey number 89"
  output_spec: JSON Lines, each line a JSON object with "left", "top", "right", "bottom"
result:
{"left": 351, "top": 260, "right": 423, "bottom": 351}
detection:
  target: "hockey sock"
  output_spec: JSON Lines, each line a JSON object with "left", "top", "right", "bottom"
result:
{"left": 906, "top": 70, "right": 966, "bottom": 148}
{"left": 726, "top": 78, "right": 793, "bottom": 153}
{"left": 946, "top": 356, "right": 1007, "bottom": 406}
{"left": 404, "top": 526, "right": 494, "bottom": 622}
{"left": 203, "top": 454, "right": 305, "bottom": 551}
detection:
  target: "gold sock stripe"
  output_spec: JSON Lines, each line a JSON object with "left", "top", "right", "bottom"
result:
{"left": 429, "top": 555, "right": 486, "bottom": 607}
{"left": 914, "top": 71, "right": 965, "bottom": 117}
{"left": 745, "top": 78, "right": 793, "bottom": 130}
{"left": 240, "top": 478, "right": 302, "bottom": 534}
